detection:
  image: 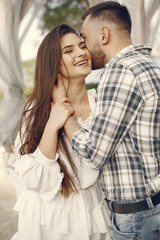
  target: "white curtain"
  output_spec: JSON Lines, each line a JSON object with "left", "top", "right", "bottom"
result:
{"left": 0, "top": 0, "right": 46, "bottom": 151}
{"left": 119, "top": 0, "right": 160, "bottom": 48}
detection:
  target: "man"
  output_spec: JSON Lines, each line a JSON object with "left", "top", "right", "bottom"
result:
{"left": 56, "top": 1, "right": 160, "bottom": 239}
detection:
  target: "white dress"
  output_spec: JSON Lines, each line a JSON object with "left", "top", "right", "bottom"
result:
{"left": 10, "top": 89, "right": 113, "bottom": 240}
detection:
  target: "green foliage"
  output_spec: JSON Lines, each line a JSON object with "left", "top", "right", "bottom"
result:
{"left": 86, "top": 83, "right": 98, "bottom": 90}
{"left": 40, "top": 0, "right": 88, "bottom": 32}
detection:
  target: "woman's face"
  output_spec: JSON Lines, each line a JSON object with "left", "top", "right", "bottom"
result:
{"left": 59, "top": 33, "right": 92, "bottom": 79}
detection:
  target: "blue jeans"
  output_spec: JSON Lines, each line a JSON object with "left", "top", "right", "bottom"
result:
{"left": 109, "top": 198, "right": 160, "bottom": 240}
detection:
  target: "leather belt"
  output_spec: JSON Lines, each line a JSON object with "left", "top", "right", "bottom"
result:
{"left": 106, "top": 191, "right": 160, "bottom": 214}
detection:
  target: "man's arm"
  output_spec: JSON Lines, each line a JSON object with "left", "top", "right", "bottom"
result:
{"left": 70, "top": 65, "right": 143, "bottom": 169}
{"left": 64, "top": 116, "right": 82, "bottom": 143}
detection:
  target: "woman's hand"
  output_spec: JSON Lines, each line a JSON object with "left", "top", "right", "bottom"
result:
{"left": 48, "top": 97, "right": 75, "bottom": 131}
{"left": 52, "top": 73, "right": 67, "bottom": 103}
{"left": 39, "top": 97, "right": 74, "bottom": 160}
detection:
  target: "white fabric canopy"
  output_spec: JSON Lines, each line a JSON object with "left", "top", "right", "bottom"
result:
{"left": 119, "top": 0, "right": 160, "bottom": 48}
{"left": 0, "top": 0, "right": 45, "bottom": 151}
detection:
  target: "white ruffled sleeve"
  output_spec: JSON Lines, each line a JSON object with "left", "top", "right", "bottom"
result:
{"left": 14, "top": 132, "right": 64, "bottom": 201}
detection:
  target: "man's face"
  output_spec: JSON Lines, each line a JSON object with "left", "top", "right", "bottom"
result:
{"left": 81, "top": 15, "right": 106, "bottom": 70}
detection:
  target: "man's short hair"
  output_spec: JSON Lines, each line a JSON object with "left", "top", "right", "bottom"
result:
{"left": 81, "top": 1, "right": 132, "bottom": 34}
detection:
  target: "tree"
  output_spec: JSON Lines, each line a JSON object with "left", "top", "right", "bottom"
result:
{"left": 40, "top": 0, "right": 89, "bottom": 32}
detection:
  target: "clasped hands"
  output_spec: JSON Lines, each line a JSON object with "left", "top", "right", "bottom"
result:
{"left": 49, "top": 74, "right": 74, "bottom": 131}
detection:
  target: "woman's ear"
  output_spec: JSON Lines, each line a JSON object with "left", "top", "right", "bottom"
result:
{"left": 100, "top": 26, "right": 110, "bottom": 45}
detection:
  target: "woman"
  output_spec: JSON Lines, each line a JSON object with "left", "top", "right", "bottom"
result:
{"left": 11, "top": 24, "right": 112, "bottom": 240}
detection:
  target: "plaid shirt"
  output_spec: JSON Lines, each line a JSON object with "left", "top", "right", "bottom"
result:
{"left": 72, "top": 44, "right": 160, "bottom": 202}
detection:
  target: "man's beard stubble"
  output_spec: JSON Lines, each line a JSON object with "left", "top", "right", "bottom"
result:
{"left": 91, "top": 40, "right": 106, "bottom": 70}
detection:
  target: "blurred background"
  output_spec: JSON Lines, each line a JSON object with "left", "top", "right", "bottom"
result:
{"left": 0, "top": 0, "right": 160, "bottom": 239}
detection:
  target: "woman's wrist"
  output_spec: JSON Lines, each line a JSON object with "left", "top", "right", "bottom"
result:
{"left": 46, "top": 118, "right": 60, "bottom": 133}
{"left": 39, "top": 121, "right": 58, "bottom": 160}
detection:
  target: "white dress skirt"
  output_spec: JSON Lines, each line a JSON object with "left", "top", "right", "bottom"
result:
{"left": 9, "top": 89, "right": 113, "bottom": 240}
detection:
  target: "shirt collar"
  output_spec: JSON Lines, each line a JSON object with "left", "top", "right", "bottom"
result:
{"left": 105, "top": 44, "right": 152, "bottom": 67}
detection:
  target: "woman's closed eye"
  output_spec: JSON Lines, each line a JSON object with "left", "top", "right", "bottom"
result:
{"left": 80, "top": 43, "right": 86, "bottom": 49}
{"left": 64, "top": 49, "right": 72, "bottom": 54}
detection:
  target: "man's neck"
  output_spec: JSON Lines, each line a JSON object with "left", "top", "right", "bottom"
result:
{"left": 104, "top": 39, "right": 132, "bottom": 64}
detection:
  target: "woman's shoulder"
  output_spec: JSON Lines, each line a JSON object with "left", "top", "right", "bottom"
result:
{"left": 87, "top": 88, "right": 97, "bottom": 113}
{"left": 87, "top": 88, "right": 97, "bottom": 99}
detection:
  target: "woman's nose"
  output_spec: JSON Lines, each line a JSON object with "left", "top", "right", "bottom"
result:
{"left": 76, "top": 47, "right": 85, "bottom": 57}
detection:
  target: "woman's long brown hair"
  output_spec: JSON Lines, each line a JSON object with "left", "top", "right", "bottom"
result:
{"left": 19, "top": 24, "right": 79, "bottom": 197}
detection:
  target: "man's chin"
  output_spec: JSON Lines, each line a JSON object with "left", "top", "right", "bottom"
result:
{"left": 91, "top": 58, "right": 105, "bottom": 70}
{"left": 92, "top": 64, "right": 104, "bottom": 70}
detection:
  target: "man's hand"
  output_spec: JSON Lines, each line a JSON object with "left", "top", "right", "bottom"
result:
{"left": 52, "top": 73, "right": 66, "bottom": 103}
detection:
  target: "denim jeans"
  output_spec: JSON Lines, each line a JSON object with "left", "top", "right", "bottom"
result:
{"left": 109, "top": 198, "right": 160, "bottom": 240}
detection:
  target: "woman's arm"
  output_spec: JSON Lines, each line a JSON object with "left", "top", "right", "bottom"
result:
{"left": 12, "top": 98, "right": 74, "bottom": 199}
{"left": 38, "top": 98, "right": 74, "bottom": 159}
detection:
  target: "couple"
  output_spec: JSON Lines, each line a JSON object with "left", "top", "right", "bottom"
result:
{"left": 11, "top": 1, "right": 160, "bottom": 240}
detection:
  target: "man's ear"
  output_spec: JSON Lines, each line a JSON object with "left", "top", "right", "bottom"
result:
{"left": 100, "top": 26, "right": 110, "bottom": 45}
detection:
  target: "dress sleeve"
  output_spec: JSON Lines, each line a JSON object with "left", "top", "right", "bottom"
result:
{"left": 13, "top": 132, "right": 64, "bottom": 201}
